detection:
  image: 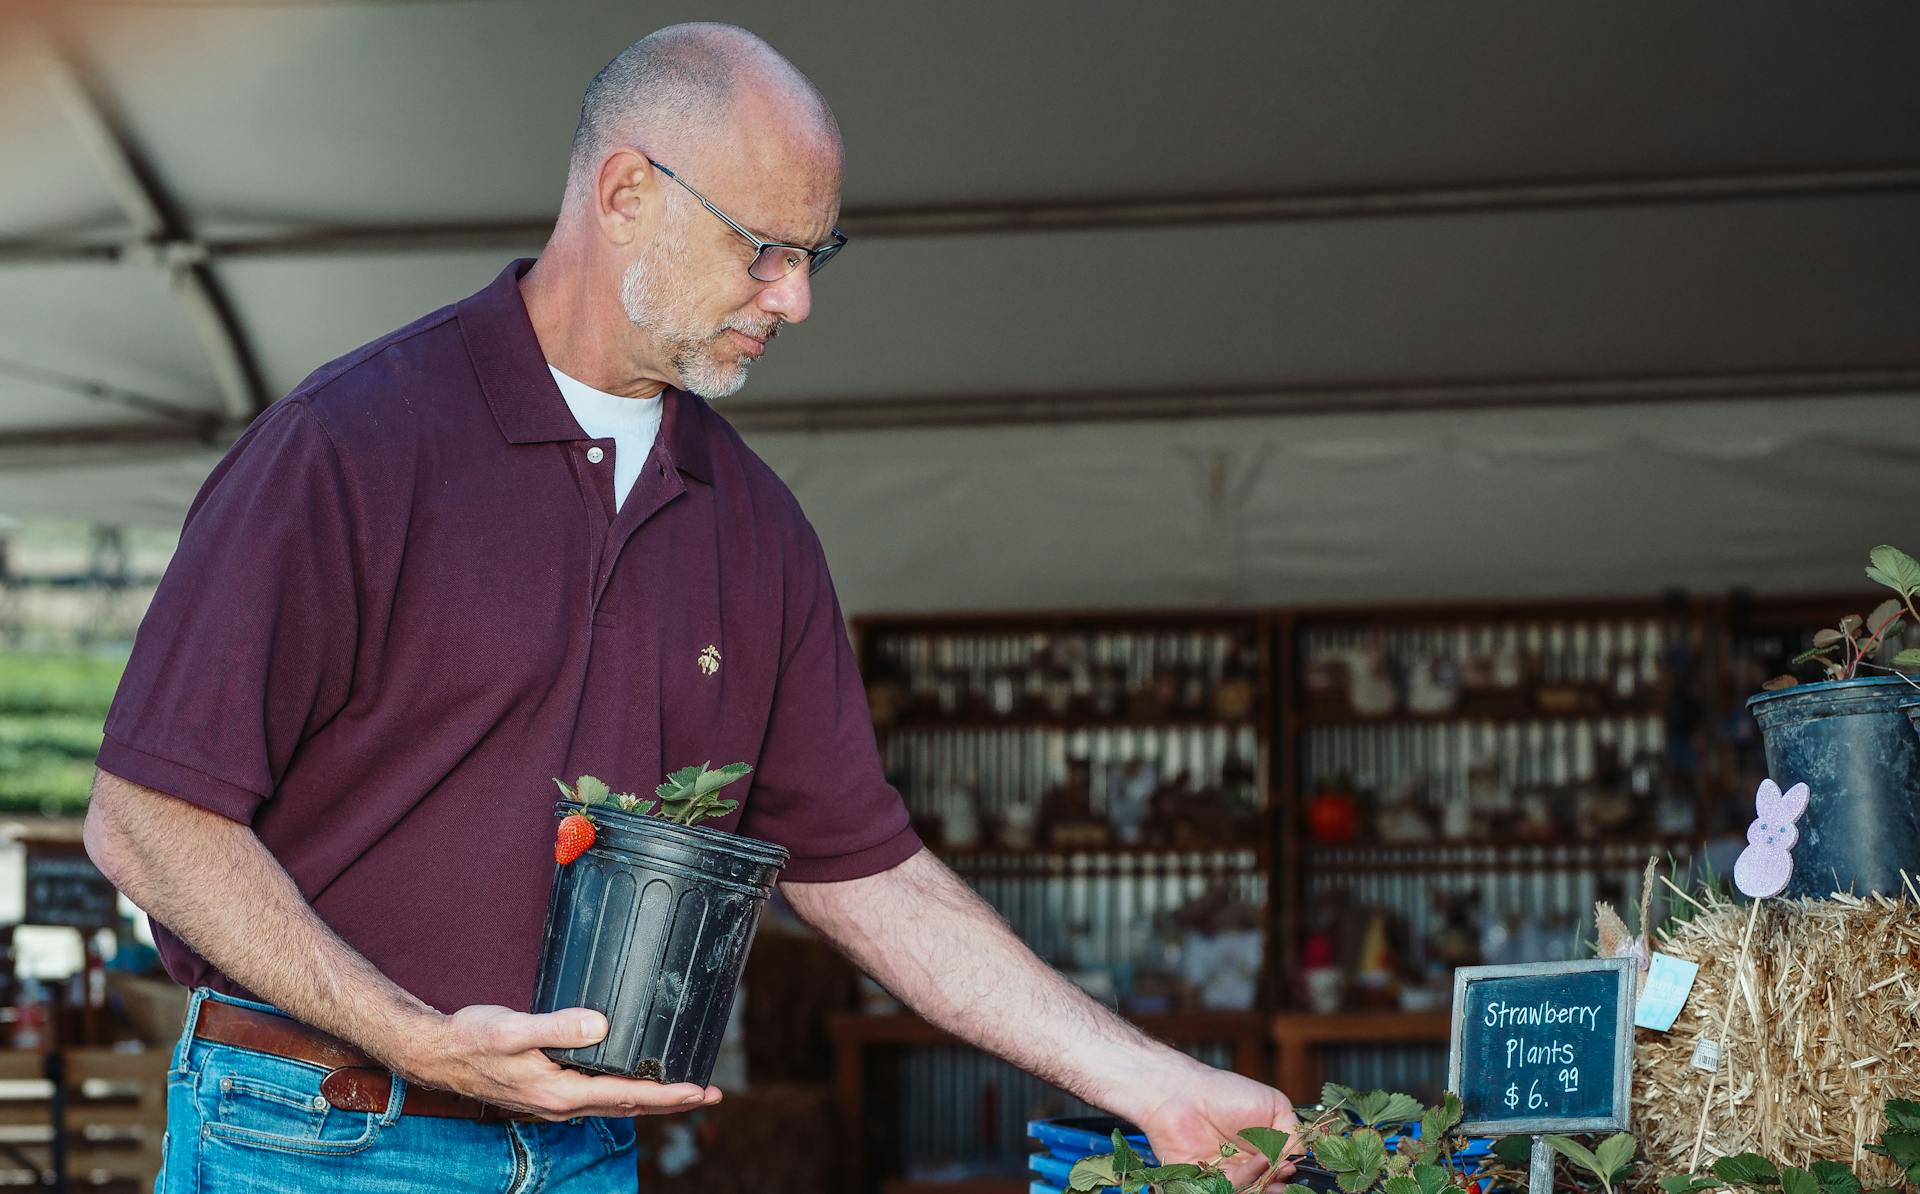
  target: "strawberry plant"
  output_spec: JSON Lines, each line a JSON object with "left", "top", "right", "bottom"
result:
{"left": 1658, "top": 1098, "right": 1920, "bottom": 1194}
{"left": 1064, "top": 1085, "right": 1490, "bottom": 1194}
{"left": 1066, "top": 1125, "right": 1292, "bottom": 1194}
{"left": 1763, "top": 545, "right": 1920, "bottom": 689}
{"left": 551, "top": 762, "right": 752, "bottom": 863}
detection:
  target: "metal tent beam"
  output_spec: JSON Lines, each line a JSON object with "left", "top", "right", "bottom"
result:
{"left": 4, "top": 363, "right": 1915, "bottom": 452}
{"left": 27, "top": 29, "right": 270, "bottom": 420}
{"left": 3, "top": 164, "right": 1919, "bottom": 266}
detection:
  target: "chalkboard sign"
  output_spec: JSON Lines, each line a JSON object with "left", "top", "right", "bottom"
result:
{"left": 1448, "top": 958, "right": 1636, "bottom": 1135}
{"left": 23, "top": 845, "right": 119, "bottom": 931}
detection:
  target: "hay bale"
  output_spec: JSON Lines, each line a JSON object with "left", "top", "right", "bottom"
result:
{"left": 1631, "top": 885, "right": 1920, "bottom": 1189}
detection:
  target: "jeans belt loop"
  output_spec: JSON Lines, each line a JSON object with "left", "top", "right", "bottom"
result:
{"left": 379, "top": 1073, "right": 408, "bottom": 1127}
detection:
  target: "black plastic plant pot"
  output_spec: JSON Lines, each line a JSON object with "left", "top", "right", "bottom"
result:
{"left": 532, "top": 803, "right": 788, "bottom": 1085}
{"left": 1746, "top": 675, "right": 1920, "bottom": 898}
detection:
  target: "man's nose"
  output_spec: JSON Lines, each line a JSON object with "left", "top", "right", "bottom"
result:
{"left": 757, "top": 267, "right": 812, "bottom": 325}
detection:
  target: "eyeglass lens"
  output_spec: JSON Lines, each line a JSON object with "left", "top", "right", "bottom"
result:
{"left": 747, "top": 239, "right": 842, "bottom": 283}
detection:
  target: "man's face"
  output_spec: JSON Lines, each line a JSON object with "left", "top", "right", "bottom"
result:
{"left": 619, "top": 149, "right": 839, "bottom": 401}
{"left": 618, "top": 213, "right": 772, "bottom": 401}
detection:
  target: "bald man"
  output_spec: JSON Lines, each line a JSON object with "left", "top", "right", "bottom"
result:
{"left": 85, "top": 23, "right": 1298, "bottom": 1193}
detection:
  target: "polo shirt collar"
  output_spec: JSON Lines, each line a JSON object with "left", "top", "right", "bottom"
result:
{"left": 459, "top": 258, "right": 712, "bottom": 483}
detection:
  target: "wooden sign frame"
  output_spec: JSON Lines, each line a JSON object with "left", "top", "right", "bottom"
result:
{"left": 22, "top": 841, "right": 120, "bottom": 932}
{"left": 1448, "top": 957, "right": 1636, "bottom": 1136}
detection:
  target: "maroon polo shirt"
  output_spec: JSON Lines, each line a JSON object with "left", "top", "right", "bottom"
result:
{"left": 98, "top": 259, "right": 920, "bottom": 1013}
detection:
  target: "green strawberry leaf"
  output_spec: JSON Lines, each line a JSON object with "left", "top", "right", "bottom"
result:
{"left": 1321, "top": 1083, "right": 1359, "bottom": 1115}
{"left": 1885, "top": 1100, "right": 1920, "bottom": 1135}
{"left": 1314, "top": 1134, "right": 1357, "bottom": 1172}
{"left": 553, "top": 778, "right": 577, "bottom": 801}
{"left": 1879, "top": 1131, "right": 1920, "bottom": 1169}
{"left": 1111, "top": 1130, "right": 1142, "bottom": 1175}
{"left": 575, "top": 775, "right": 610, "bottom": 806}
{"left": 1660, "top": 1177, "right": 1720, "bottom": 1194}
{"left": 693, "top": 761, "right": 753, "bottom": 795}
{"left": 1492, "top": 1136, "right": 1535, "bottom": 1168}
{"left": 1893, "top": 648, "right": 1920, "bottom": 669}
{"left": 1237, "top": 1127, "right": 1292, "bottom": 1165}
{"left": 1713, "top": 1152, "right": 1781, "bottom": 1185}
{"left": 1345, "top": 1129, "right": 1387, "bottom": 1181}
{"left": 1780, "top": 1167, "right": 1821, "bottom": 1194}
{"left": 1809, "top": 1160, "right": 1862, "bottom": 1194}
{"left": 1068, "top": 1157, "right": 1118, "bottom": 1191}
{"left": 1866, "top": 545, "right": 1920, "bottom": 599}
{"left": 1141, "top": 1163, "right": 1205, "bottom": 1182}
{"left": 1410, "top": 1163, "right": 1453, "bottom": 1194}
{"left": 1381, "top": 1177, "right": 1422, "bottom": 1194}
{"left": 1333, "top": 1170, "right": 1374, "bottom": 1194}
{"left": 1596, "top": 1132, "right": 1638, "bottom": 1178}
{"left": 1546, "top": 1136, "right": 1603, "bottom": 1181}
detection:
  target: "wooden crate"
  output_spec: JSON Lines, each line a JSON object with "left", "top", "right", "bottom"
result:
{"left": 0, "top": 1048, "right": 168, "bottom": 1190}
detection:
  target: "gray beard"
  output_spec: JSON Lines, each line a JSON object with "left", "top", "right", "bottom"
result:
{"left": 619, "top": 251, "right": 754, "bottom": 401}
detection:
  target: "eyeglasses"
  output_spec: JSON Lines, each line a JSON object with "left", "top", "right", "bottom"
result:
{"left": 648, "top": 159, "right": 847, "bottom": 283}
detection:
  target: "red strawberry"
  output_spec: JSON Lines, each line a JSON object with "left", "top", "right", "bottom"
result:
{"left": 555, "top": 813, "right": 596, "bottom": 864}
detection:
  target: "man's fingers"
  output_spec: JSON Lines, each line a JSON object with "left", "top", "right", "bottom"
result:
{"left": 542, "top": 1071, "right": 718, "bottom": 1116}
{"left": 499, "top": 1008, "right": 608, "bottom": 1052}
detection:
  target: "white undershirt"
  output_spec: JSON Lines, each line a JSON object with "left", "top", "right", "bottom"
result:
{"left": 548, "top": 365, "right": 664, "bottom": 513}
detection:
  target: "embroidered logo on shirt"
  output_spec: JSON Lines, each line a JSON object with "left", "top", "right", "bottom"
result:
{"left": 698, "top": 645, "right": 722, "bottom": 676}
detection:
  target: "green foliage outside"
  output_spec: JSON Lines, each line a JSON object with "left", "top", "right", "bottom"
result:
{"left": 0, "top": 652, "right": 122, "bottom": 813}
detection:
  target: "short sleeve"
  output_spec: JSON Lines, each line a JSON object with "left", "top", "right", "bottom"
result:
{"left": 97, "top": 401, "right": 360, "bottom": 824}
{"left": 739, "top": 520, "right": 921, "bottom": 882}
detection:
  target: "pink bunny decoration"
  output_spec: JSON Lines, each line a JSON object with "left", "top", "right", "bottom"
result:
{"left": 1733, "top": 777, "right": 1810, "bottom": 899}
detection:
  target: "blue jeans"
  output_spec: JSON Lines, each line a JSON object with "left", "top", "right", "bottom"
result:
{"left": 158, "top": 989, "right": 639, "bottom": 1193}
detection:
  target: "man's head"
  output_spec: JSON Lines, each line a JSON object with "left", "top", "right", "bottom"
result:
{"left": 555, "top": 24, "right": 843, "bottom": 399}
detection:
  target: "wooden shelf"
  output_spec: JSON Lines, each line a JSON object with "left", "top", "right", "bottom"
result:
{"left": 936, "top": 842, "right": 1267, "bottom": 862}
{"left": 1269, "top": 1010, "right": 1454, "bottom": 1100}
{"left": 877, "top": 713, "right": 1260, "bottom": 732}
{"left": 1300, "top": 837, "right": 1694, "bottom": 873}
{"left": 1302, "top": 836, "right": 1692, "bottom": 855}
{"left": 830, "top": 1009, "right": 1265, "bottom": 1050}
{"left": 1302, "top": 705, "right": 1663, "bottom": 726}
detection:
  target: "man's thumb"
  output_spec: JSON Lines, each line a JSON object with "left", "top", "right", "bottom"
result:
{"left": 528, "top": 1008, "right": 607, "bottom": 1048}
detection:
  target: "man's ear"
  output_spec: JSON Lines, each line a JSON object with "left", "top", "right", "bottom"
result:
{"left": 595, "top": 150, "right": 656, "bottom": 246}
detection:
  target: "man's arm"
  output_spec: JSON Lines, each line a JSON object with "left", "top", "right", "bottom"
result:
{"left": 783, "top": 849, "right": 1299, "bottom": 1187}
{"left": 84, "top": 769, "right": 718, "bottom": 1121}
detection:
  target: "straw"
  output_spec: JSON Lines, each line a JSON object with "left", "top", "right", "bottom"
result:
{"left": 1629, "top": 883, "right": 1920, "bottom": 1189}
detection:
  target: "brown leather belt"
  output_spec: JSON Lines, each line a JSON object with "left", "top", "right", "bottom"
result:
{"left": 193, "top": 999, "right": 536, "bottom": 1122}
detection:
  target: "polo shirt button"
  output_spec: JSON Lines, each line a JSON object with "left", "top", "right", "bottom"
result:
{"left": 586, "top": 446, "right": 605, "bottom": 464}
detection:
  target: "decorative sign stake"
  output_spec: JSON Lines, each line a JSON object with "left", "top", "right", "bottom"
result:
{"left": 1686, "top": 777, "right": 1808, "bottom": 1170}
{"left": 1450, "top": 957, "right": 1637, "bottom": 1193}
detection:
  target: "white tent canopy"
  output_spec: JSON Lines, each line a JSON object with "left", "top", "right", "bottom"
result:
{"left": 3, "top": 1, "right": 1917, "bottom": 611}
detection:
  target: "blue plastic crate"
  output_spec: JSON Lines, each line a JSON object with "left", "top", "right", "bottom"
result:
{"left": 1026, "top": 1114, "right": 1497, "bottom": 1194}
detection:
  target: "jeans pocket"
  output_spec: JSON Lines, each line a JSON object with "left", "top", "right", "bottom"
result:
{"left": 589, "top": 1115, "right": 638, "bottom": 1158}
{"left": 198, "top": 1049, "right": 381, "bottom": 1157}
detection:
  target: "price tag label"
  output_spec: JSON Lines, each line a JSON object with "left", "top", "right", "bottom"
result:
{"left": 1633, "top": 953, "right": 1700, "bottom": 1033}
{"left": 1449, "top": 959, "right": 1637, "bottom": 1136}
{"left": 1689, "top": 1038, "right": 1722, "bottom": 1073}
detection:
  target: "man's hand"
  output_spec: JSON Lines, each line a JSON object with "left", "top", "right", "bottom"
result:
{"left": 1133, "top": 1060, "right": 1300, "bottom": 1191}
{"left": 83, "top": 772, "right": 718, "bottom": 1122}
{"left": 402, "top": 1005, "right": 722, "bottom": 1121}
